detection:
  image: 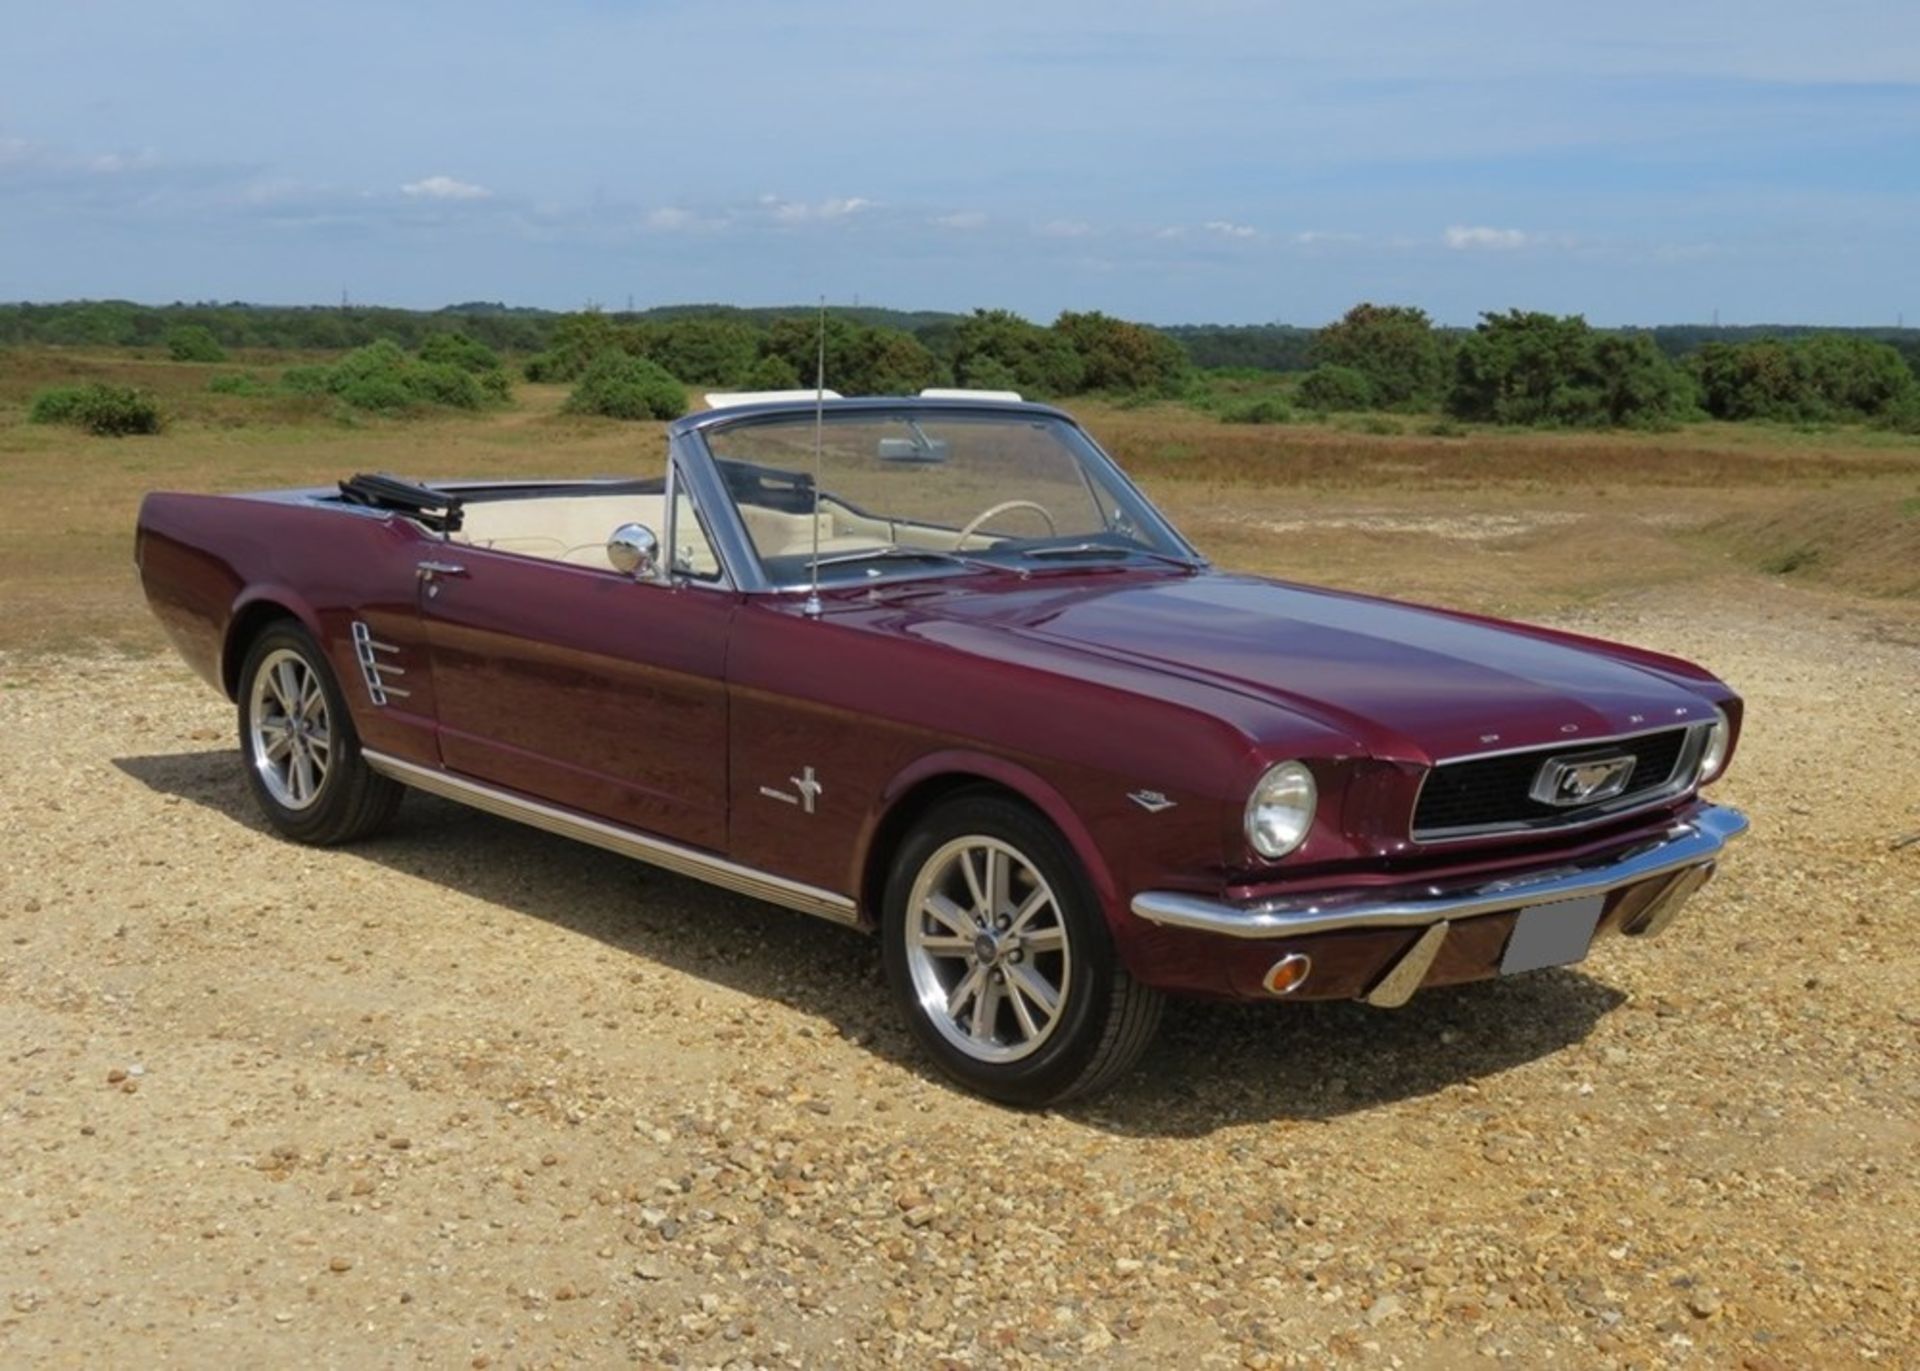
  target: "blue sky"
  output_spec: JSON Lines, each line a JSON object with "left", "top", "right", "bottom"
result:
{"left": 2, "top": 1, "right": 1915, "bottom": 325}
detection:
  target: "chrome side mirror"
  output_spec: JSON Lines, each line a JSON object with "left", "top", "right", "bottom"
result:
{"left": 606, "top": 522, "right": 660, "bottom": 579}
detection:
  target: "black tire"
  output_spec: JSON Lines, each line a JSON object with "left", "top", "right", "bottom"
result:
{"left": 881, "top": 792, "right": 1162, "bottom": 1106}
{"left": 236, "top": 621, "right": 402, "bottom": 845}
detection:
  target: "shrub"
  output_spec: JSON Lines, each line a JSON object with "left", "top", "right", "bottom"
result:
{"left": 165, "top": 324, "right": 226, "bottom": 363}
{"left": 28, "top": 383, "right": 164, "bottom": 435}
{"left": 1297, "top": 365, "right": 1376, "bottom": 411}
{"left": 1311, "top": 303, "right": 1444, "bottom": 409}
{"left": 955, "top": 354, "right": 1020, "bottom": 394}
{"left": 739, "top": 353, "right": 801, "bottom": 390}
{"left": 417, "top": 331, "right": 501, "bottom": 374}
{"left": 951, "top": 309, "right": 1086, "bottom": 397}
{"left": 1052, "top": 311, "right": 1191, "bottom": 395}
{"left": 762, "top": 317, "right": 944, "bottom": 396}
{"left": 564, "top": 351, "right": 687, "bottom": 420}
{"left": 644, "top": 319, "right": 762, "bottom": 386}
{"left": 402, "top": 362, "right": 488, "bottom": 410}
{"left": 279, "top": 338, "right": 506, "bottom": 412}
{"left": 1218, "top": 397, "right": 1292, "bottom": 424}
{"left": 207, "top": 371, "right": 271, "bottom": 396}
{"left": 1448, "top": 311, "right": 1691, "bottom": 428}
{"left": 525, "top": 311, "right": 625, "bottom": 383}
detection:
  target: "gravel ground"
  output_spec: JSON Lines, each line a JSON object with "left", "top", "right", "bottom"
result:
{"left": 2, "top": 582, "right": 1915, "bottom": 1369}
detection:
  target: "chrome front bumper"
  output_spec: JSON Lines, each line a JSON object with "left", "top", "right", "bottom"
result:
{"left": 1130, "top": 804, "right": 1750, "bottom": 941}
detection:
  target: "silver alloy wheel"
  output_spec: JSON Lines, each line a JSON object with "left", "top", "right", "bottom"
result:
{"left": 903, "top": 835, "right": 1073, "bottom": 1064}
{"left": 247, "top": 648, "right": 332, "bottom": 811}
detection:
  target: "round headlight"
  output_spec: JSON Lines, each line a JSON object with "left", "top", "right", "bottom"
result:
{"left": 1246, "top": 761, "right": 1318, "bottom": 859}
{"left": 1696, "top": 711, "right": 1731, "bottom": 785}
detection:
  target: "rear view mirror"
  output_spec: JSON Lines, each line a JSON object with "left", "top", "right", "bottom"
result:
{"left": 877, "top": 436, "right": 950, "bottom": 463}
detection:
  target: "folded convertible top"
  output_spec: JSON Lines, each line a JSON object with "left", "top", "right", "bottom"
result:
{"left": 338, "top": 472, "right": 464, "bottom": 534}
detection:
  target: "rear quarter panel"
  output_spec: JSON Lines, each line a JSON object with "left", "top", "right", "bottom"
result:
{"left": 136, "top": 492, "right": 440, "bottom": 765}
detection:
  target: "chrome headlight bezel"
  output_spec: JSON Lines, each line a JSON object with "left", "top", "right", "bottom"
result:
{"left": 1696, "top": 710, "right": 1731, "bottom": 785}
{"left": 1245, "top": 760, "right": 1318, "bottom": 860}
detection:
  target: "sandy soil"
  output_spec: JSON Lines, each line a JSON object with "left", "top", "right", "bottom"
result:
{"left": 1, "top": 581, "right": 1915, "bottom": 1368}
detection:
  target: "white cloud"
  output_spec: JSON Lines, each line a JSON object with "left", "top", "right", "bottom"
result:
{"left": 766, "top": 195, "right": 873, "bottom": 223}
{"left": 1293, "top": 229, "right": 1360, "bottom": 245}
{"left": 931, "top": 210, "right": 987, "bottom": 230}
{"left": 400, "top": 175, "right": 491, "bottom": 201}
{"left": 1035, "top": 218, "right": 1093, "bottom": 238}
{"left": 1152, "top": 225, "right": 1186, "bottom": 239}
{"left": 644, "top": 207, "right": 698, "bottom": 231}
{"left": 1203, "top": 219, "right": 1258, "bottom": 239}
{"left": 1444, "top": 225, "right": 1534, "bottom": 250}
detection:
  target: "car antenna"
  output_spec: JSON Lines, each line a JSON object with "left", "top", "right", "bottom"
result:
{"left": 803, "top": 295, "right": 826, "bottom": 619}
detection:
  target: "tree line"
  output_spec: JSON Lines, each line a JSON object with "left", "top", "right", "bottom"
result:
{"left": 1290, "top": 304, "right": 1919, "bottom": 430}
{"left": 5, "top": 298, "right": 1917, "bottom": 431}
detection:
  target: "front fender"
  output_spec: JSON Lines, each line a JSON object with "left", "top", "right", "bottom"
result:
{"left": 852, "top": 748, "right": 1123, "bottom": 927}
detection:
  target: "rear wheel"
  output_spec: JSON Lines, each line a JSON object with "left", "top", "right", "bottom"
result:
{"left": 237, "top": 622, "right": 401, "bottom": 844}
{"left": 881, "top": 793, "right": 1162, "bottom": 1105}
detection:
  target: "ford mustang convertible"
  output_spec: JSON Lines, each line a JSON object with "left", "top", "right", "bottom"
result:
{"left": 136, "top": 392, "right": 1747, "bottom": 1104}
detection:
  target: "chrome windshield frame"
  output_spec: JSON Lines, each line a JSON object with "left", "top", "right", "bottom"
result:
{"left": 668, "top": 398, "right": 1205, "bottom": 597}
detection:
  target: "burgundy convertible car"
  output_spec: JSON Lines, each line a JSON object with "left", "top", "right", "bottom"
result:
{"left": 136, "top": 393, "right": 1747, "bottom": 1103}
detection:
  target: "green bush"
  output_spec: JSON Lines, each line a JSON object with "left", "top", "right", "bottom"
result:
{"left": 1311, "top": 303, "right": 1444, "bottom": 409}
{"left": 564, "top": 351, "right": 688, "bottom": 420}
{"left": 1691, "top": 334, "right": 1914, "bottom": 423}
{"left": 1448, "top": 312, "right": 1692, "bottom": 428}
{"left": 1297, "top": 365, "right": 1376, "bottom": 411}
{"left": 1052, "top": 311, "right": 1190, "bottom": 395}
{"left": 165, "top": 324, "right": 226, "bottom": 363}
{"left": 28, "top": 383, "right": 164, "bottom": 435}
{"left": 1218, "top": 397, "right": 1292, "bottom": 424}
{"left": 762, "top": 316, "right": 944, "bottom": 396}
{"left": 278, "top": 338, "right": 507, "bottom": 413}
{"left": 525, "top": 311, "right": 624, "bottom": 383}
{"left": 951, "top": 309, "right": 1086, "bottom": 397}
{"left": 739, "top": 353, "right": 801, "bottom": 390}
{"left": 207, "top": 372, "right": 269, "bottom": 396}
{"left": 417, "top": 330, "right": 501, "bottom": 374}
{"left": 402, "top": 362, "right": 488, "bottom": 410}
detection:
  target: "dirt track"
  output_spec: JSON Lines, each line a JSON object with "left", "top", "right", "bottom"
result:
{"left": 2, "top": 581, "right": 1916, "bottom": 1368}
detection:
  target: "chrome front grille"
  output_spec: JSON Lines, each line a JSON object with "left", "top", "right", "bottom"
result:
{"left": 1412, "top": 725, "right": 1703, "bottom": 842}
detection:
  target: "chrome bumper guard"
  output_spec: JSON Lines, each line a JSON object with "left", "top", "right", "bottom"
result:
{"left": 1130, "top": 804, "right": 1750, "bottom": 943}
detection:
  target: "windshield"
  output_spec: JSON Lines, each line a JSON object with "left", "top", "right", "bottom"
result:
{"left": 698, "top": 409, "right": 1194, "bottom": 587}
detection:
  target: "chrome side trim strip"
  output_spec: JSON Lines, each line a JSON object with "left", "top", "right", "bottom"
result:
{"left": 361, "top": 751, "right": 861, "bottom": 928}
{"left": 1129, "top": 804, "right": 1748, "bottom": 940}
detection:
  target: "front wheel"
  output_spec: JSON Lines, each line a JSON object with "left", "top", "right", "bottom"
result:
{"left": 881, "top": 793, "right": 1162, "bottom": 1106}
{"left": 237, "top": 621, "right": 402, "bottom": 845}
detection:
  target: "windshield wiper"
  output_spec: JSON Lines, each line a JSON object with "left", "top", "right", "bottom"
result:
{"left": 1020, "top": 543, "right": 1202, "bottom": 570}
{"left": 807, "top": 546, "right": 1002, "bottom": 575}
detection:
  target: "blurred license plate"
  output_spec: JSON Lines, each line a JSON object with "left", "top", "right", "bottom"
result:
{"left": 1500, "top": 895, "right": 1606, "bottom": 975}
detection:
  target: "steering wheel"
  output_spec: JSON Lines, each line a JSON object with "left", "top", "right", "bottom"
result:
{"left": 953, "top": 499, "right": 1058, "bottom": 549}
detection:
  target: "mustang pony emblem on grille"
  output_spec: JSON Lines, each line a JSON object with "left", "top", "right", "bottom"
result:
{"left": 1530, "top": 753, "right": 1637, "bottom": 807}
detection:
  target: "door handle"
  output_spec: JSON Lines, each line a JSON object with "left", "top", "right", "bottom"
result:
{"left": 416, "top": 559, "right": 468, "bottom": 580}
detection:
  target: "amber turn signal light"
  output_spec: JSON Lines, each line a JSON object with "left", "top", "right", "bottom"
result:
{"left": 1262, "top": 953, "right": 1312, "bottom": 996}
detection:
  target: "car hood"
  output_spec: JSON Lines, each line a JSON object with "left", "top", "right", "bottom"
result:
{"left": 908, "top": 571, "right": 1715, "bottom": 762}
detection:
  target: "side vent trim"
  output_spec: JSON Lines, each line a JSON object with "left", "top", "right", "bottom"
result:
{"left": 351, "top": 621, "right": 410, "bottom": 705}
